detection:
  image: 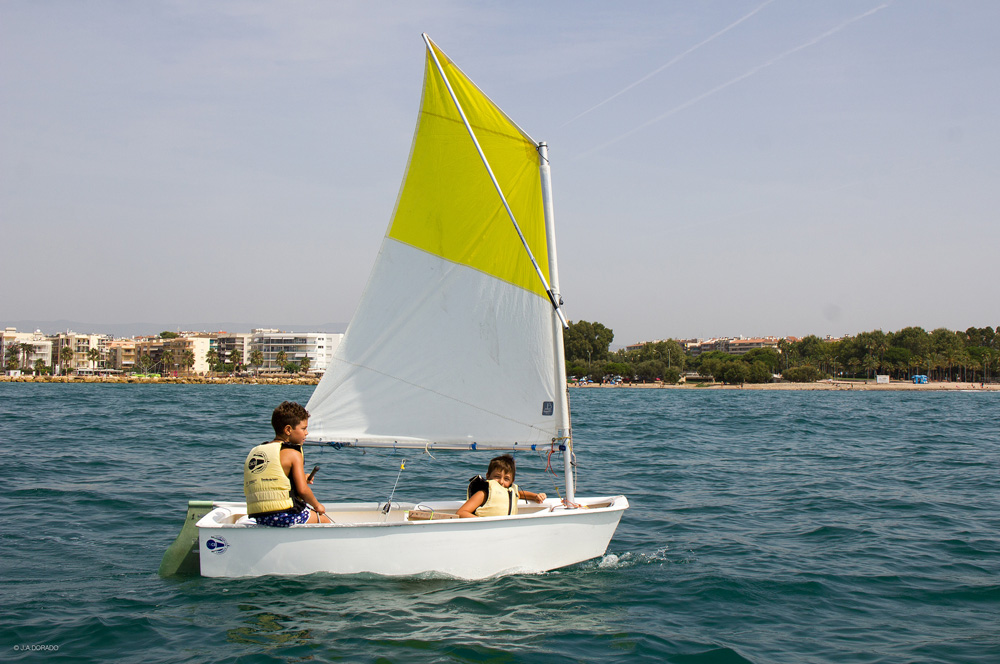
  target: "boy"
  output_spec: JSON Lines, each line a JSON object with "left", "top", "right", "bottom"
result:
{"left": 457, "top": 454, "right": 547, "bottom": 518}
{"left": 243, "top": 401, "right": 331, "bottom": 526}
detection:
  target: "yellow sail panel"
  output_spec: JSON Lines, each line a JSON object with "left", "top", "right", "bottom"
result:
{"left": 387, "top": 43, "right": 549, "bottom": 299}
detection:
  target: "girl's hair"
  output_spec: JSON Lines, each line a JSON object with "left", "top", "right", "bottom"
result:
{"left": 486, "top": 454, "right": 516, "bottom": 481}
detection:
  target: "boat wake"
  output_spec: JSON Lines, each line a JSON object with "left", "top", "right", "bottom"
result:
{"left": 589, "top": 548, "right": 670, "bottom": 570}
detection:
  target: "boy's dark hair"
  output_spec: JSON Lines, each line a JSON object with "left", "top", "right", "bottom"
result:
{"left": 487, "top": 454, "right": 516, "bottom": 481}
{"left": 272, "top": 401, "right": 310, "bottom": 436}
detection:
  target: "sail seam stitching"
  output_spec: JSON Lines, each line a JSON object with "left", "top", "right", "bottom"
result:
{"left": 327, "top": 356, "right": 553, "bottom": 436}
{"left": 420, "top": 109, "right": 531, "bottom": 144}
{"left": 384, "top": 236, "right": 548, "bottom": 300}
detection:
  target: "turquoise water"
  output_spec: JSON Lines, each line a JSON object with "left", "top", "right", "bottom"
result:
{"left": 3, "top": 384, "right": 999, "bottom": 663}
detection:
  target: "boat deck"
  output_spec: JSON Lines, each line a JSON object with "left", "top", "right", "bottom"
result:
{"left": 201, "top": 498, "right": 616, "bottom": 528}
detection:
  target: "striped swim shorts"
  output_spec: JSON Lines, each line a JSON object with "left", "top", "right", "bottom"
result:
{"left": 254, "top": 507, "right": 311, "bottom": 527}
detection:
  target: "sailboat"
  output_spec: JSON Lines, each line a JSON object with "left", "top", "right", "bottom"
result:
{"left": 163, "top": 34, "right": 628, "bottom": 579}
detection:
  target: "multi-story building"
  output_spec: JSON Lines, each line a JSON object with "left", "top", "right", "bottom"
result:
{"left": 690, "top": 338, "right": 728, "bottom": 355}
{"left": 727, "top": 337, "right": 782, "bottom": 355}
{"left": 50, "top": 331, "right": 104, "bottom": 374}
{"left": 3, "top": 326, "right": 346, "bottom": 375}
{"left": 250, "top": 329, "right": 343, "bottom": 374}
{"left": 133, "top": 337, "right": 166, "bottom": 374}
{"left": 627, "top": 338, "right": 705, "bottom": 354}
{"left": 625, "top": 340, "right": 666, "bottom": 353}
{"left": 216, "top": 332, "right": 253, "bottom": 369}
{"left": 105, "top": 338, "right": 137, "bottom": 372}
{"left": 169, "top": 334, "right": 213, "bottom": 374}
{"left": 1, "top": 328, "right": 53, "bottom": 373}
{"left": 134, "top": 334, "right": 213, "bottom": 375}
{"left": 671, "top": 336, "right": 783, "bottom": 356}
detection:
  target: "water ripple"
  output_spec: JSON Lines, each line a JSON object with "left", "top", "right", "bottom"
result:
{"left": 2, "top": 384, "right": 999, "bottom": 662}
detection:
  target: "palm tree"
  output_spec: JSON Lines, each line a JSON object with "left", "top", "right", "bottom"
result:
{"left": 181, "top": 349, "right": 195, "bottom": 375}
{"left": 230, "top": 349, "right": 242, "bottom": 374}
{"left": 985, "top": 348, "right": 997, "bottom": 383}
{"left": 87, "top": 347, "right": 101, "bottom": 371}
{"left": 33, "top": 358, "right": 47, "bottom": 375}
{"left": 161, "top": 349, "right": 174, "bottom": 376}
{"left": 875, "top": 335, "right": 890, "bottom": 371}
{"left": 967, "top": 357, "right": 982, "bottom": 383}
{"left": 776, "top": 338, "right": 788, "bottom": 369}
{"left": 929, "top": 353, "right": 945, "bottom": 381}
{"left": 818, "top": 345, "right": 833, "bottom": 375}
{"left": 861, "top": 354, "right": 878, "bottom": 379}
{"left": 276, "top": 350, "right": 287, "bottom": 372}
{"left": 917, "top": 353, "right": 931, "bottom": 377}
{"left": 136, "top": 354, "right": 155, "bottom": 374}
{"left": 250, "top": 349, "right": 263, "bottom": 376}
{"left": 206, "top": 348, "right": 219, "bottom": 373}
{"left": 19, "top": 343, "right": 33, "bottom": 371}
{"left": 59, "top": 345, "right": 75, "bottom": 375}
{"left": 943, "top": 348, "right": 960, "bottom": 381}
{"left": 299, "top": 356, "right": 311, "bottom": 374}
{"left": 4, "top": 343, "right": 19, "bottom": 371}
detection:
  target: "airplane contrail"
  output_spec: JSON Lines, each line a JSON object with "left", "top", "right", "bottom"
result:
{"left": 562, "top": 0, "right": 777, "bottom": 127}
{"left": 578, "top": 3, "right": 892, "bottom": 158}
{"left": 716, "top": 155, "right": 961, "bottom": 224}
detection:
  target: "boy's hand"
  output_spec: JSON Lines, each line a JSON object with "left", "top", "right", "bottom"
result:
{"left": 535, "top": 492, "right": 547, "bottom": 503}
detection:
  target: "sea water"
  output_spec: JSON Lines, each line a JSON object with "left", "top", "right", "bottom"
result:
{"left": 2, "top": 383, "right": 998, "bottom": 663}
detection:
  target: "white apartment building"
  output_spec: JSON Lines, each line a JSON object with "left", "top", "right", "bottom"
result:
{"left": 171, "top": 334, "right": 213, "bottom": 375}
{"left": 1, "top": 328, "right": 53, "bottom": 373}
{"left": 51, "top": 331, "right": 105, "bottom": 374}
{"left": 250, "top": 329, "right": 343, "bottom": 374}
{"left": 685, "top": 336, "right": 782, "bottom": 356}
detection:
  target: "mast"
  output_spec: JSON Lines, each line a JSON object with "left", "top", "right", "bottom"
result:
{"left": 538, "top": 142, "right": 575, "bottom": 504}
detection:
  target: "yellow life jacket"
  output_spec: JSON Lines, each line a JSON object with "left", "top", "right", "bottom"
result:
{"left": 469, "top": 476, "right": 520, "bottom": 517}
{"left": 244, "top": 442, "right": 296, "bottom": 517}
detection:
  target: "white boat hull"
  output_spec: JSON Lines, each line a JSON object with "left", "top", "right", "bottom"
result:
{"left": 196, "top": 496, "right": 628, "bottom": 579}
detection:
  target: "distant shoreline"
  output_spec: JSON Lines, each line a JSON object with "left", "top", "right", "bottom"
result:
{"left": 0, "top": 375, "right": 320, "bottom": 385}
{"left": 572, "top": 379, "right": 999, "bottom": 392}
{"left": 1, "top": 375, "right": 996, "bottom": 391}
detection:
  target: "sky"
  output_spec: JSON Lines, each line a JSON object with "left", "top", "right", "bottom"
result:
{"left": 2, "top": 1, "right": 997, "bottom": 346}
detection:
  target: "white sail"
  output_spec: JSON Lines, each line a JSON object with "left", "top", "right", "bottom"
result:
{"left": 307, "top": 37, "right": 562, "bottom": 449}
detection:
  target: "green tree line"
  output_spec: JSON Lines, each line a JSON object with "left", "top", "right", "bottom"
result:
{"left": 563, "top": 321, "right": 1000, "bottom": 385}
{"left": 776, "top": 326, "right": 999, "bottom": 382}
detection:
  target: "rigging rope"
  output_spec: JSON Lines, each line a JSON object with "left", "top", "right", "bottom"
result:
{"left": 540, "top": 440, "right": 569, "bottom": 502}
{"left": 310, "top": 440, "right": 577, "bottom": 510}
{"left": 382, "top": 459, "right": 406, "bottom": 518}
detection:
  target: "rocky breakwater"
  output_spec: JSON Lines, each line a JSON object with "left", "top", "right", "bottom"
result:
{"left": 0, "top": 374, "right": 321, "bottom": 385}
